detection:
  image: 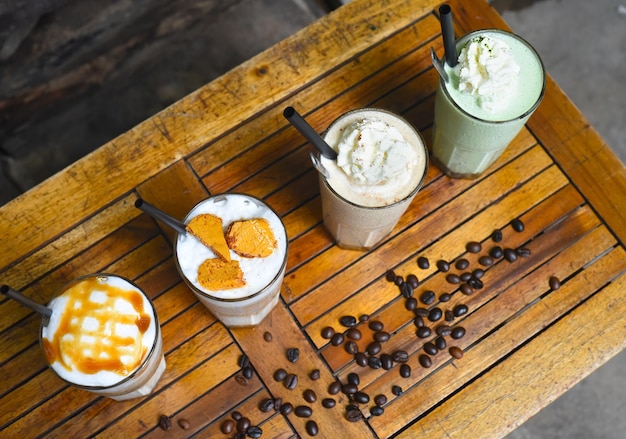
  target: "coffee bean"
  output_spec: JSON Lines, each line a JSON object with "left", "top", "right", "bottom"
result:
{"left": 247, "top": 426, "right": 263, "bottom": 438}
{"left": 259, "top": 398, "right": 274, "bottom": 412}
{"left": 385, "top": 270, "right": 396, "bottom": 282}
{"left": 158, "top": 414, "right": 172, "bottom": 431}
{"left": 392, "top": 385, "right": 403, "bottom": 396}
{"left": 420, "top": 290, "right": 436, "bottom": 305}
{"left": 428, "top": 307, "right": 443, "bottom": 322}
{"left": 392, "top": 350, "right": 409, "bottom": 363}
{"left": 407, "top": 273, "right": 419, "bottom": 288}
{"left": 347, "top": 372, "right": 360, "bottom": 386}
{"left": 328, "top": 381, "right": 341, "bottom": 395}
{"left": 516, "top": 247, "right": 531, "bottom": 257}
{"left": 451, "top": 327, "right": 466, "bottom": 339}
{"left": 231, "top": 411, "right": 243, "bottom": 420}
{"left": 380, "top": 353, "right": 393, "bottom": 370}
{"left": 417, "top": 256, "right": 430, "bottom": 269}
{"left": 400, "top": 282, "right": 414, "bottom": 298}
{"left": 446, "top": 274, "right": 461, "bottom": 284}
{"left": 368, "top": 320, "right": 384, "bottom": 332}
{"left": 345, "top": 341, "right": 358, "bottom": 355}
{"left": 367, "top": 341, "right": 382, "bottom": 356}
{"left": 460, "top": 283, "right": 473, "bottom": 295}
{"left": 346, "top": 408, "right": 362, "bottom": 422}
{"left": 263, "top": 331, "right": 273, "bottom": 342}
{"left": 423, "top": 341, "right": 438, "bottom": 355}
{"left": 455, "top": 258, "right": 470, "bottom": 270}
{"left": 221, "top": 419, "right": 235, "bottom": 434}
{"left": 374, "top": 331, "right": 391, "bottom": 343}
{"left": 467, "top": 277, "right": 484, "bottom": 289}
{"left": 236, "top": 417, "right": 250, "bottom": 433}
{"left": 359, "top": 314, "right": 370, "bottom": 322}
{"left": 418, "top": 354, "right": 432, "bottom": 368}
{"left": 238, "top": 354, "right": 250, "bottom": 368}
{"left": 399, "top": 363, "right": 412, "bottom": 378}
{"left": 549, "top": 276, "right": 561, "bottom": 290}
{"left": 394, "top": 276, "right": 404, "bottom": 286}
{"left": 435, "top": 324, "right": 452, "bottom": 337}
{"left": 414, "top": 307, "right": 429, "bottom": 317}
{"left": 322, "top": 398, "right": 336, "bottom": 408}
{"left": 280, "top": 402, "right": 294, "bottom": 415}
{"left": 340, "top": 315, "right": 357, "bottom": 327}
{"left": 492, "top": 229, "right": 503, "bottom": 242}
{"left": 303, "top": 389, "right": 317, "bottom": 403}
{"left": 405, "top": 297, "right": 417, "bottom": 311}
{"left": 305, "top": 420, "right": 319, "bottom": 436}
{"left": 321, "top": 326, "right": 335, "bottom": 339}
{"left": 434, "top": 336, "right": 447, "bottom": 350}
{"left": 436, "top": 259, "right": 451, "bottom": 273}
{"left": 368, "top": 356, "right": 382, "bottom": 369}
{"left": 472, "top": 268, "right": 485, "bottom": 279}
{"left": 346, "top": 327, "right": 362, "bottom": 340}
{"left": 466, "top": 241, "right": 482, "bottom": 253}
{"left": 445, "top": 310, "right": 454, "bottom": 322}
{"left": 449, "top": 346, "right": 464, "bottom": 359}
{"left": 353, "top": 391, "right": 370, "bottom": 404}
{"left": 342, "top": 383, "right": 358, "bottom": 395}
{"left": 330, "top": 332, "right": 344, "bottom": 346}
{"left": 489, "top": 246, "right": 503, "bottom": 259}
{"left": 235, "top": 374, "right": 248, "bottom": 386}
{"left": 309, "top": 369, "right": 321, "bottom": 380}
{"left": 234, "top": 433, "right": 245, "bottom": 439}
{"left": 295, "top": 405, "right": 313, "bottom": 418}
{"left": 242, "top": 366, "right": 253, "bottom": 379}
{"left": 416, "top": 326, "right": 431, "bottom": 338}
{"left": 273, "top": 397, "right": 283, "bottom": 412}
{"left": 511, "top": 218, "right": 525, "bottom": 232}
{"left": 355, "top": 352, "right": 368, "bottom": 367}
{"left": 478, "top": 255, "right": 494, "bottom": 266}
{"left": 503, "top": 248, "right": 518, "bottom": 262}
{"left": 453, "top": 304, "right": 468, "bottom": 317}
{"left": 439, "top": 292, "right": 452, "bottom": 302}
{"left": 178, "top": 418, "right": 190, "bottom": 430}
{"left": 370, "top": 405, "right": 385, "bottom": 416}
{"left": 274, "top": 368, "right": 287, "bottom": 381}
{"left": 284, "top": 373, "right": 298, "bottom": 390}
{"left": 460, "top": 272, "right": 472, "bottom": 282}
{"left": 374, "top": 394, "right": 388, "bottom": 406}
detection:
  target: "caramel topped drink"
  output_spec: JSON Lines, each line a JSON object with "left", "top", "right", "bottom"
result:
{"left": 40, "top": 274, "right": 165, "bottom": 401}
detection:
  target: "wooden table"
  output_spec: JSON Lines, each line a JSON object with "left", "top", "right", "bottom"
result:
{"left": 2, "top": 0, "right": 625, "bottom": 437}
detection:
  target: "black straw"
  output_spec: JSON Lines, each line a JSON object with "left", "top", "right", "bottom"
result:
{"left": 135, "top": 199, "right": 187, "bottom": 235}
{"left": 283, "top": 107, "right": 337, "bottom": 161}
{"left": 439, "top": 5, "right": 457, "bottom": 67}
{"left": 1, "top": 285, "right": 52, "bottom": 319}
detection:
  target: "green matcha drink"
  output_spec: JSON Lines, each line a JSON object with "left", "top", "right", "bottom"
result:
{"left": 431, "top": 29, "right": 545, "bottom": 179}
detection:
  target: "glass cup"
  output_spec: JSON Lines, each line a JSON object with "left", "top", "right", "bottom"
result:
{"left": 431, "top": 29, "right": 546, "bottom": 179}
{"left": 40, "top": 274, "right": 165, "bottom": 401}
{"left": 318, "top": 108, "right": 428, "bottom": 250}
{"left": 174, "top": 193, "right": 288, "bottom": 327}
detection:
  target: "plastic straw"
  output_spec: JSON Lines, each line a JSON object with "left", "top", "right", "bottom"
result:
{"left": 439, "top": 5, "right": 457, "bottom": 67}
{"left": 135, "top": 199, "right": 187, "bottom": 235}
{"left": 283, "top": 107, "right": 338, "bottom": 161}
{"left": 1, "top": 285, "right": 52, "bottom": 319}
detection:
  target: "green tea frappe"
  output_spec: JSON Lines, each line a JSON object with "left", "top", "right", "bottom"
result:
{"left": 432, "top": 29, "right": 545, "bottom": 178}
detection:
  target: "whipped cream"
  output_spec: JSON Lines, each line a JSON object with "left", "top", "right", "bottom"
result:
{"left": 455, "top": 35, "right": 520, "bottom": 112}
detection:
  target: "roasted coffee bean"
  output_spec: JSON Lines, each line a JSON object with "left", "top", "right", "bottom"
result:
{"left": 309, "top": 369, "right": 321, "bottom": 380}
{"left": 385, "top": 270, "right": 396, "bottom": 282}
{"left": 445, "top": 309, "right": 455, "bottom": 322}
{"left": 259, "top": 398, "right": 275, "bottom": 412}
{"left": 399, "top": 363, "right": 412, "bottom": 378}
{"left": 413, "top": 316, "right": 424, "bottom": 329}
{"left": 342, "top": 383, "right": 358, "bottom": 395}
{"left": 503, "top": 248, "right": 518, "bottom": 262}
{"left": 303, "top": 389, "right": 317, "bottom": 403}
{"left": 439, "top": 292, "right": 452, "bottom": 302}
{"left": 236, "top": 417, "right": 250, "bottom": 433}
{"left": 346, "top": 408, "right": 362, "bottom": 422}
{"left": 492, "top": 228, "right": 503, "bottom": 242}
{"left": 451, "top": 326, "right": 466, "bottom": 339}
{"left": 368, "top": 320, "right": 384, "bottom": 332}
{"left": 392, "top": 350, "right": 409, "bottom": 363}
{"left": 367, "top": 341, "right": 382, "bottom": 356}
{"left": 235, "top": 374, "right": 248, "bottom": 386}
{"left": 434, "top": 336, "right": 447, "bottom": 350}
{"left": 340, "top": 315, "right": 357, "bottom": 327}
{"left": 231, "top": 411, "right": 243, "bottom": 420}
{"left": 549, "top": 276, "right": 561, "bottom": 290}
{"left": 407, "top": 273, "right": 419, "bottom": 288}
{"left": 263, "top": 331, "right": 273, "bottom": 342}
{"left": 330, "top": 332, "right": 344, "bottom": 346}
{"left": 328, "top": 381, "right": 341, "bottom": 395}
{"left": 273, "top": 398, "right": 283, "bottom": 412}
{"left": 284, "top": 373, "right": 298, "bottom": 390}
{"left": 380, "top": 353, "right": 393, "bottom": 370}
{"left": 353, "top": 391, "right": 370, "bottom": 404}
{"left": 346, "top": 327, "right": 362, "bottom": 340}
{"left": 436, "top": 324, "right": 452, "bottom": 337}
{"left": 347, "top": 372, "right": 360, "bottom": 386}
{"left": 178, "top": 418, "right": 190, "bottom": 430}
{"left": 417, "top": 256, "right": 430, "bottom": 269}
{"left": 418, "top": 354, "right": 432, "bottom": 368}
{"left": 414, "top": 307, "right": 429, "bottom": 317}
{"left": 274, "top": 368, "right": 287, "bottom": 382}
{"left": 468, "top": 277, "right": 484, "bottom": 290}
{"left": 472, "top": 268, "right": 485, "bottom": 279}
{"left": 455, "top": 258, "right": 470, "bottom": 270}
{"left": 345, "top": 341, "right": 358, "bottom": 355}
{"left": 346, "top": 404, "right": 359, "bottom": 412}
{"left": 405, "top": 297, "right": 418, "bottom": 311}
{"left": 460, "top": 283, "right": 473, "bottom": 295}
{"left": 322, "top": 397, "right": 336, "bottom": 408}
{"left": 233, "top": 433, "right": 245, "bottom": 439}
{"left": 368, "top": 356, "right": 382, "bottom": 369}
{"left": 159, "top": 415, "right": 172, "bottom": 431}
{"left": 466, "top": 241, "right": 482, "bottom": 253}
{"left": 359, "top": 314, "right": 370, "bottom": 322}
{"left": 511, "top": 218, "right": 525, "bottom": 232}
{"left": 242, "top": 366, "right": 254, "bottom": 379}
{"left": 305, "top": 420, "right": 319, "bottom": 436}
{"left": 436, "top": 259, "right": 451, "bottom": 272}
{"left": 416, "top": 326, "right": 431, "bottom": 338}
{"left": 355, "top": 352, "right": 368, "bottom": 367}
{"left": 221, "top": 419, "right": 235, "bottom": 434}
{"left": 428, "top": 307, "right": 443, "bottom": 322}
{"left": 239, "top": 354, "right": 250, "bottom": 368}
{"left": 423, "top": 341, "right": 438, "bottom": 355}
{"left": 321, "top": 326, "right": 335, "bottom": 339}
{"left": 248, "top": 426, "right": 263, "bottom": 438}
{"left": 478, "top": 255, "right": 494, "bottom": 266}
{"left": 489, "top": 246, "right": 503, "bottom": 259}
{"left": 370, "top": 405, "right": 384, "bottom": 416}
{"left": 280, "top": 402, "right": 294, "bottom": 415}
{"left": 374, "top": 331, "right": 391, "bottom": 343}
{"left": 294, "top": 405, "right": 313, "bottom": 418}
{"left": 516, "top": 247, "right": 531, "bottom": 257}
{"left": 394, "top": 276, "right": 404, "bottom": 286}
{"left": 400, "top": 282, "right": 414, "bottom": 299}
{"left": 449, "top": 346, "right": 464, "bottom": 359}
{"left": 460, "top": 272, "right": 472, "bottom": 282}
{"left": 419, "top": 290, "right": 436, "bottom": 305}
{"left": 446, "top": 274, "right": 461, "bottom": 284}
{"left": 391, "top": 385, "right": 403, "bottom": 396}
{"left": 374, "top": 394, "right": 388, "bottom": 406}
{"left": 453, "top": 304, "right": 469, "bottom": 317}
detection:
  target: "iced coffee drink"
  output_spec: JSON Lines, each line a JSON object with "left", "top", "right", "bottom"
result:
{"left": 40, "top": 274, "right": 165, "bottom": 401}
{"left": 174, "top": 194, "right": 288, "bottom": 327}
{"left": 432, "top": 29, "right": 546, "bottom": 178}
{"left": 319, "top": 108, "right": 428, "bottom": 249}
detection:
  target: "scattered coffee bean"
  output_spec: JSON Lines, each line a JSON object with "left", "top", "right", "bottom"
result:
{"left": 368, "top": 320, "right": 384, "bottom": 332}
{"left": 392, "top": 350, "right": 409, "bottom": 363}
{"left": 353, "top": 391, "right": 370, "bottom": 404}
{"left": 445, "top": 309, "right": 454, "bottom": 322}
{"left": 370, "top": 405, "right": 384, "bottom": 416}
{"left": 328, "top": 381, "right": 341, "bottom": 395}
{"left": 472, "top": 268, "right": 485, "bottom": 279}
{"left": 284, "top": 373, "right": 298, "bottom": 390}
{"left": 414, "top": 307, "right": 429, "bottom": 317}
{"left": 407, "top": 273, "right": 419, "bottom": 288}
{"left": 303, "top": 389, "right": 317, "bottom": 403}
{"left": 436, "top": 259, "right": 451, "bottom": 272}
{"left": 400, "top": 282, "right": 414, "bottom": 299}
{"left": 446, "top": 273, "right": 461, "bottom": 284}
{"left": 391, "top": 385, "right": 403, "bottom": 396}
{"left": 428, "top": 307, "right": 443, "bottom": 322}
{"left": 478, "top": 255, "right": 494, "bottom": 266}
{"left": 235, "top": 375, "right": 248, "bottom": 386}
{"left": 247, "top": 426, "right": 263, "bottom": 438}
{"left": 238, "top": 354, "right": 250, "bottom": 368}
{"left": 322, "top": 398, "right": 336, "bottom": 408}
{"left": 459, "top": 283, "right": 473, "bottom": 295}
{"left": 492, "top": 228, "right": 503, "bottom": 242}
{"left": 263, "top": 331, "right": 273, "bottom": 342}
{"left": 340, "top": 315, "right": 357, "bottom": 327}
{"left": 380, "top": 353, "right": 393, "bottom": 370}
{"left": 449, "top": 346, "right": 464, "bottom": 359}
{"left": 548, "top": 275, "right": 561, "bottom": 290}
{"left": 374, "top": 394, "right": 388, "bottom": 406}
{"left": 236, "top": 417, "right": 250, "bottom": 433}
{"left": 242, "top": 366, "right": 254, "bottom": 379}
{"left": 273, "top": 397, "right": 283, "bottom": 411}
{"left": 280, "top": 402, "right": 294, "bottom": 415}
{"left": 346, "top": 408, "right": 362, "bottom": 422}
{"left": 468, "top": 277, "right": 484, "bottom": 289}
{"left": 309, "top": 369, "right": 321, "bottom": 380}
{"left": 221, "top": 419, "right": 235, "bottom": 434}
{"left": 434, "top": 336, "right": 447, "bottom": 350}
{"left": 489, "top": 246, "right": 503, "bottom": 259}
{"left": 516, "top": 247, "right": 531, "bottom": 257}
{"left": 355, "top": 352, "right": 368, "bottom": 367}
{"left": 368, "top": 356, "right": 382, "bottom": 369}
{"left": 231, "top": 411, "right": 243, "bottom": 421}
{"left": 439, "top": 292, "right": 452, "bottom": 302}
{"left": 460, "top": 272, "right": 472, "bottom": 282}
{"left": 330, "top": 332, "right": 344, "bottom": 346}
{"left": 294, "top": 405, "right": 313, "bottom": 418}
{"left": 367, "top": 341, "right": 382, "bottom": 356}
{"left": 374, "top": 331, "right": 390, "bottom": 343}
{"left": 259, "top": 398, "right": 275, "bottom": 412}
{"left": 178, "top": 418, "right": 190, "bottom": 430}
{"left": 345, "top": 341, "right": 358, "bottom": 355}
{"left": 346, "top": 327, "right": 362, "bottom": 340}
{"left": 455, "top": 258, "right": 470, "bottom": 270}
{"left": 466, "top": 241, "right": 482, "bottom": 253}
{"left": 413, "top": 316, "right": 424, "bottom": 329}
{"left": 405, "top": 297, "right": 418, "bottom": 311}
{"left": 346, "top": 404, "right": 359, "bottom": 412}
{"left": 417, "top": 256, "right": 430, "bottom": 269}
{"left": 400, "top": 363, "right": 411, "bottom": 378}
{"left": 418, "top": 354, "right": 432, "bottom": 368}
{"left": 305, "top": 420, "right": 319, "bottom": 436}
{"left": 435, "top": 324, "right": 452, "bottom": 337}
{"left": 423, "top": 341, "right": 438, "bottom": 355}
{"left": 453, "top": 304, "right": 469, "bottom": 317}
{"left": 321, "top": 326, "right": 335, "bottom": 339}
{"left": 419, "top": 290, "right": 436, "bottom": 305}
{"left": 416, "top": 326, "right": 431, "bottom": 338}
{"left": 347, "top": 372, "right": 360, "bottom": 386}
{"left": 503, "top": 248, "right": 518, "bottom": 262}
{"left": 342, "top": 383, "right": 358, "bottom": 396}
{"left": 451, "top": 326, "right": 466, "bottom": 339}
{"left": 158, "top": 414, "right": 172, "bottom": 431}
{"left": 274, "top": 368, "right": 287, "bottom": 382}
{"left": 511, "top": 218, "right": 525, "bottom": 232}
{"left": 359, "top": 314, "right": 370, "bottom": 322}
{"left": 385, "top": 270, "right": 396, "bottom": 282}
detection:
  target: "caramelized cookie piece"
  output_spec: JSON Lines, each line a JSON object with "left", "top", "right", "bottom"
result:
{"left": 197, "top": 258, "right": 246, "bottom": 290}
{"left": 186, "top": 214, "right": 231, "bottom": 261}
{"left": 226, "top": 218, "right": 277, "bottom": 258}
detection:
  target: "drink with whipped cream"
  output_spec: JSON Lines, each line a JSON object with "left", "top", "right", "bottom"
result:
{"left": 174, "top": 194, "right": 288, "bottom": 327}
{"left": 432, "top": 29, "right": 545, "bottom": 178}
{"left": 40, "top": 274, "right": 165, "bottom": 401}
{"left": 319, "top": 108, "right": 428, "bottom": 249}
